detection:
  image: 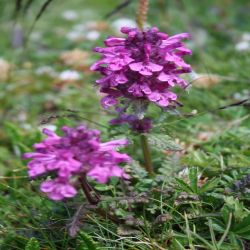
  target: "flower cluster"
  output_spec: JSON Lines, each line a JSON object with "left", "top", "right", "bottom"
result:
{"left": 91, "top": 27, "right": 192, "bottom": 109}
{"left": 24, "top": 126, "right": 130, "bottom": 200}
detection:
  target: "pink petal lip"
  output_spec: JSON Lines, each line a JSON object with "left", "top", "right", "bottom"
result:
{"left": 148, "top": 62, "right": 163, "bottom": 72}
{"left": 129, "top": 62, "right": 163, "bottom": 76}
{"left": 129, "top": 62, "right": 143, "bottom": 71}
{"left": 104, "top": 37, "right": 126, "bottom": 46}
{"left": 140, "top": 67, "right": 152, "bottom": 76}
{"left": 148, "top": 92, "right": 161, "bottom": 101}
{"left": 157, "top": 98, "right": 169, "bottom": 107}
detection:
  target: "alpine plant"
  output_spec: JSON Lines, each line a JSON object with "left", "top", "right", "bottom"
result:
{"left": 24, "top": 126, "right": 130, "bottom": 200}
{"left": 91, "top": 26, "right": 192, "bottom": 130}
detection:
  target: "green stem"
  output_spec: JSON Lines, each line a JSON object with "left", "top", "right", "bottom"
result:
{"left": 140, "top": 134, "right": 154, "bottom": 176}
{"left": 218, "top": 213, "right": 232, "bottom": 248}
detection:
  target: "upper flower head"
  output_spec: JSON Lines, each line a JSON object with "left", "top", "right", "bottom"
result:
{"left": 23, "top": 125, "right": 130, "bottom": 200}
{"left": 91, "top": 27, "right": 192, "bottom": 109}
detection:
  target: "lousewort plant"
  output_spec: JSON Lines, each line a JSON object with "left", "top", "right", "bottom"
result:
{"left": 91, "top": 27, "right": 191, "bottom": 109}
{"left": 91, "top": 27, "right": 192, "bottom": 131}
{"left": 24, "top": 126, "right": 130, "bottom": 201}
{"left": 91, "top": 25, "right": 192, "bottom": 175}
{"left": 23, "top": 0, "right": 193, "bottom": 237}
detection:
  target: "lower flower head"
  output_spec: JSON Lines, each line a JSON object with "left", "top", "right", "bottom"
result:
{"left": 23, "top": 125, "right": 130, "bottom": 200}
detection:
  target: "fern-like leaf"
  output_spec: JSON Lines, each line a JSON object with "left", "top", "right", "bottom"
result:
{"left": 25, "top": 237, "right": 40, "bottom": 250}
{"left": 77, "top": 231, "right": 102, "bottom": 250}
{"left": 148, "top": 133, "right": 182, "bottom": 152}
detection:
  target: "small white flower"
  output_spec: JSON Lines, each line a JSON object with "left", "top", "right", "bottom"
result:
{"left": 233, "top": 92, "right": 242, "bottom": 100}
{"left": 235, "top": 41, "right": 250, "bottom": 51}
{"left": 86, "top": 30, "right": 100, "bottom": 41}
{"left": 73, "top": 23, "right": 86, "bottom": 32}
{"left": 111, "top": 18, "right": 137, "bottom": 33}
{"left": 39, "top": 124, "right": 57, "bottom": 132}
{"left": 242, "top": 32, "right": 250, "bottom": 42}
{"left": 30, "top": 31, "right": 42, "bottom": 41}
{"left": 178, "top": 167, "right": 189, "bottom": 178}
{"left": 189, "top": 71, "right": 200, "bottom": 81}
{"left": 35, "top": 66, "right": 58, "bottom": 77}
{"left": 21, "top": 124, "right": 32, "bottom": 130}
{"left": 62, "top": 10, "right": 78, "bottom": 21}
{"left": 59, "top": 70, "right": 81, "bottom": 81}
{"left": 66, "top": 31, "right": 85, "bottom": 41}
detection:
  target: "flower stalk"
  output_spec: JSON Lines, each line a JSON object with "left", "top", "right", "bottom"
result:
{"left": 78, "top": 176, "right": 121, "bottom": 225}
{"left": 136, "top": 0, "right": 149, "bottom": 30}
{"left": 140, "top": 134, "right": 154, "bottom": 176}
{"left": 79, "top": 175, "right": 100, "bottom": 205}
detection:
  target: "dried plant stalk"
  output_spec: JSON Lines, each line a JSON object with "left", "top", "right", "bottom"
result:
{"left": 136, "top": 0, "right": 149, "bottom": 30}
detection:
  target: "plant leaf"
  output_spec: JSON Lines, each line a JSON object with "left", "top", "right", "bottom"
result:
{"left": 148, "top": 134, "right": 182, "bottom": 151}
{"left": 188, "top": 167, "right": 198, "bottom": 193}
{"left": 232, "top": 215, "right": 250, "bottom": 235}
{"left": 25, "top": 238, "right": 40, "bottom": 250}
{"left": 175, "top": 178, "right": 193, "bottom": 193}
{"left": 199, "top": 177, "right": 220, "bottom": 194}
{"left": 77, "top": 231, "right": 102, "bottom": 250}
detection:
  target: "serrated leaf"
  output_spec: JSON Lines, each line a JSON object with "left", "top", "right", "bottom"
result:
{"left": 115, "top": 208, "right": 130, "bottom": 217}
{"left": 233, "top": 215, "right": 250, "bottom": 234}
{"left": 17, "top": 142, "right": 32, "bottom": 153}
{"left": 221, "top": 206, "right": 231, "bottom": 224}
{"left": 94, "top": 184, "right": 112, "bottom": 191}
{"left": 188, "top": 167, "right": 198, "bottom": 193}
{"left": 126, "top": 160, "right": 147, "bottom": 179}
{"left": 148, "top": 134, "right": 182, "bottom": 151}
{"left": 4, "top": 122, "right": 22, "bottom": 142}
{"left": 172, "top": 239, "right": 186, "bottom": 250}
{"left": 198, "top": 177, "right": 220, "bottom": 194}
{"left": 210, "top": 222, "right": 225, "bottom": 233}
{"left": 25, "top": 237, "right": 40, "bottom": 250}
{"left": 77, "top": 231, "right": 102, "bottom": 250}
{"left": 175, "top": 178, "right": 193, "bottom": 193}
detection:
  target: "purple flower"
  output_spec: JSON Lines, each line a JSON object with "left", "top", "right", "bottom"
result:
{"left": 110, "top": 114, "right": 152, "bottom": 133}
{"left": 129, "top": 62, "right": 163, "bottom": 76}
{"left": 91, "top": 27, "right": 192, "bottom": 109}
{"left": 40, "top": 178, "right": 77, "bottom": 201}
{"left": 24, "top": 126, "right": 130, "bottom": 200}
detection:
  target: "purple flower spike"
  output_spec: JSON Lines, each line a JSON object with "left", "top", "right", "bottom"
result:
{"left": 24, "top": 126, "right": 130, "bottom": 201}
{"left": 91, "top": 27, "right": 192, "bottom": 109}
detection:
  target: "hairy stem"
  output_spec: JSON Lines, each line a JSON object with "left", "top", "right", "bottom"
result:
{"left": 79, "top": 175, "right": 100, "bottom": 205}
{"left": 78, "top": 176, "right": 123, "bottom": 225}
{"left": 140, "top": 134, "right": 154, "bottom": 176}
{"left": 136, "top": 0, "right": 149, "bottom": 30}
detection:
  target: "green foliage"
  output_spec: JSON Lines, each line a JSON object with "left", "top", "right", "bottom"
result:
{"left": 77, "top": 231, "right": 102, "bottom": 250}
{"left": 25, "top": 237, "right": 40, "bottom": 250}
{"left": 176, "top": 167, "right": 220, "bottom": 195}
{"left": 148, "top": 133, "right": 182, "bottom": 152}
